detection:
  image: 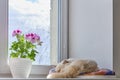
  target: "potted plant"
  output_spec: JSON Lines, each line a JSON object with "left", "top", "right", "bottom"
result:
{"left": 9, "top": 29, "right": 42, "bottom": 78}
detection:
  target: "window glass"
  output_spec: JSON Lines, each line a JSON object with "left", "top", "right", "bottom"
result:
{"left": 9, "top": 0, "right": 51, "bottom": 65}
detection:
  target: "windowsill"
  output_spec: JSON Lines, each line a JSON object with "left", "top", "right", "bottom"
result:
{"left": 0, "top": 74, "right": 117, "bottom": 80}
{"left": 0, "top": 74, "right": 47, "bottom": 79}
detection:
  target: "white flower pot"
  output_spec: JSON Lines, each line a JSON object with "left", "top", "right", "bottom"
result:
{"left": 9, "top": 58, "right": 32, "bottom": 78}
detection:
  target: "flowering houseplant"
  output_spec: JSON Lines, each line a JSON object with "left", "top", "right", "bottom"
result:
{"left": 9, "top": 30, "right": 42, "bottom": 61}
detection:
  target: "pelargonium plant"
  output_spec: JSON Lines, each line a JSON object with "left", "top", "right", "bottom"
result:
{"left": 9, "top": 30, "right": 42, "bottom": 61}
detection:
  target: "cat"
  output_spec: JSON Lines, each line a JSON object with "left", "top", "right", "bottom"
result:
{"left": 47, "top": 59, "right": 98, "bottom": 78}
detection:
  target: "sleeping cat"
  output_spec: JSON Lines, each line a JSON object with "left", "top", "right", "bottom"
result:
{"left": 47, "top": 59, "right": 98, "bottom": 78}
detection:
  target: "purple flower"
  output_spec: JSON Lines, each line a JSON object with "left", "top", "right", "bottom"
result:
{"left": 12, "top": 30, "right": 22, "bottom": 37}
{"left": 31, "top": 36, "right": 36, "bottom": 43}
{"left": 34, "top": 33, "right": 40, "bottom": 41}
{"left": 25, "top": 33, "right": 31, "bottom": 39}
{"left": 25, "top": 33, "right": 40, "bottom": 43}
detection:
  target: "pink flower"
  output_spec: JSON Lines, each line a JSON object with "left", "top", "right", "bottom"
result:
{"left": 25, "top": 33, "right": 31, "bottom": 39}
{"left": 36, "top": 35, "right": 40, "bottom": 40}
{"left": 31, "top": 36, "right": 36, "bottom": 43}
{"left": 34, "top": 33, "right": 40, "bottom": 41}
{"left": 12, "top": 30, "right": 22, "bottom": 37}
{"left": 25, "top": 33, "right": 40, "bottom": 43}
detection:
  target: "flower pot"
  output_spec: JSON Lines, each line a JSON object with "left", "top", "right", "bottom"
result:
{"left": 9, "top": 58, "right": 32, "bottom": 78}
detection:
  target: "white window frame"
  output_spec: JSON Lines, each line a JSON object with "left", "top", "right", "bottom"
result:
{"left": 58, "top": 0, "right": 69, "bottom": 62}
{"left": 51, "top": 0, "right": 69, "bottom": 65}
{"left": 0, "top": 0, "right": 69, "bottom": 77}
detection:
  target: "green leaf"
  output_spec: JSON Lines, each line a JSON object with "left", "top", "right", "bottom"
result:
{"left": 10, "top": 52, "right": 19, "bottom": 58}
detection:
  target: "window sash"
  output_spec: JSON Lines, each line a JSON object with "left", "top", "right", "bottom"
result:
{"left": 0, "top": 0, "right": 9, "bottom": 74}
{"left": 50, "top": 0, "right": 58, "bottom": 65}
{"left": 50, "top": 0, "right": 69, "bottom": 64}
{"left": 58, "top": 0, "right": 69, "bottom": 62}
{"left": 0, "top": 0, "right": 69, "bottom": 75}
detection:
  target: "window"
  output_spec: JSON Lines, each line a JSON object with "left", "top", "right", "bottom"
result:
{"left": 9, "top": 0, "right": 51, "bottom": 65}
{"left": 1, "top": 0, "right": 119, "bottom": 79}
{"left": 0, "top": 0, "right": 69, "bottom": 77}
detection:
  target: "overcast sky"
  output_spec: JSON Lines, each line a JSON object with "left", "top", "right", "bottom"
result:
{"left": 9, "top": 0, "right": 50, "bottom": 31}
{"left": 9, "top": 0, "right": 50, "bottom": 15}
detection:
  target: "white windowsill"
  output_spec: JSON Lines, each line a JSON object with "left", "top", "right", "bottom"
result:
{"left": 0, "top": 74, "right": 117, "bottom": 80}
{"left": 0, "top": 74, "right": 47, "bottom": 79}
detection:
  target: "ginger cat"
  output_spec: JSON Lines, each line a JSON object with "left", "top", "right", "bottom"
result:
{"left": 47, "top": 59, "right": 98, "bottom": 78}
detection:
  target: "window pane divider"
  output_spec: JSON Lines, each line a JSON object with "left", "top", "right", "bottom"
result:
{"left": 58, "top": 0, "right": 69, "bottom": 62}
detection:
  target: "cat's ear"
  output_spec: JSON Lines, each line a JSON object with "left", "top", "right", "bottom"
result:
{"left": 61, "top": 59, "right": 69, "bottom": 64}
{"left": 67, "top": 58, "right": 74, "bottom": 62}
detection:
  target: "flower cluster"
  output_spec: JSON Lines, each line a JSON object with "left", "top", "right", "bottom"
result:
{"left": 12, "top": 30, "right": 22, "bottom": 36}
{"left": 10, "top": 29, "right": 42, "bottom": 61}
{"left": 25, "top": 33, "right": 40, "bottom": 43}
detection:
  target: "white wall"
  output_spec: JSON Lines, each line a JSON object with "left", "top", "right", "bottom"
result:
{"left": 69, "top": 0, "right": 113, "bottom": 69}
